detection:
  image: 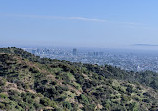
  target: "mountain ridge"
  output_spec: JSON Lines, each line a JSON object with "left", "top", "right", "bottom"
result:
{"left": 0, "top": 47, "right": 157, "bottom": 111}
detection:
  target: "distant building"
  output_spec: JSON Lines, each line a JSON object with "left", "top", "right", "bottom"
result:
{"left": 73, "top": 48, "right": 77, "bottom": 55}
{"left": 32, "top": 50, "right": 36, "bottom": 54}
{"left": 137, "top": 65, "right": 142, "bottom": 71}
{"left": 37, "top": 49, "right": 40, "bottom": 54}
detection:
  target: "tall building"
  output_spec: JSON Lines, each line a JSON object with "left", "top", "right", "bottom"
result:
{"left": 32, "top": 50, "right": 36, "bottom": 54}
{"left": 73, "top": 48, "right": 77, "bottom": 55}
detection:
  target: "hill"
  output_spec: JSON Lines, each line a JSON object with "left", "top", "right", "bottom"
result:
{"left": 0, "top": 47, "right": 157, "bottom": 111}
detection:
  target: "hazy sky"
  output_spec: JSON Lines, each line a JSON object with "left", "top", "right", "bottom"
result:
{"left": 1, "top": 0, "right": 158, "bottom": 49}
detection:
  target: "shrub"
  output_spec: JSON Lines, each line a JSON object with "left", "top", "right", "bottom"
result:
{"left": 0, "top": 103, "right": 5, "bottom": 109}
{"left": 77, "top": 94, "right": 89, "bottom": 105}
{"left": 40, "top": 97, "right": 51, "bottom": 106}
{"left": 0, "top": 93, "right": 8, "bottom": 99}
{"left": 0, "top": 78, "right": 6, "bottom": 86}
{"left": 63, "top": 101, "right": 72, "bottom": 109}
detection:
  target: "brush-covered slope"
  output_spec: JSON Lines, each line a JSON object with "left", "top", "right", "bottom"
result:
{"left": 0, "top": 47, "right": 157, "bottom": 111}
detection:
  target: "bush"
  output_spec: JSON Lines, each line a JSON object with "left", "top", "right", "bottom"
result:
{"left": 77, "top": 94, "right": 89, "bottom": 105}
{"left": 121, "top": 95, "right": 131, "bottom": 102}
{"left": 126, "top": 85, "right": 133, "bottom": 93}
{"left": 0, "top": 103, "right": 5, "bottom": 109}
{"left": 0, "top": 93, "right": 8, "bottom": 99}
{"left": 34, "top": 102, "right": 42, "bottom": 110}
{"left": 0, "top": 78, "right": 6, "bottom": 86}
{"left": 63, "top": 101, "right": 72, "bottom": 109}
{"left": 40, "top": 97, "right": 51, "bottom": 106}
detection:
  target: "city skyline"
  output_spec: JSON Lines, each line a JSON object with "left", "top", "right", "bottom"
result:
{"left": 24, "top": 47, "right": 158, "bottom": 72}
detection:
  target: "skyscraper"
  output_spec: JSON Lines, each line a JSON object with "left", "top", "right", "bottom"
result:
{"left": 73, "top": 48, "right": 77, "bottom": 56}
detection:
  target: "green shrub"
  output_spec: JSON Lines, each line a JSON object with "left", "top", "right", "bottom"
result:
{"left": 77, "top": 94, "right": 89, "bottom": 105}
{"left": 0, "top": 103, "right": 5, "bottom": 109}
{"left": 63, "top": 101, "right": 72, "bottom": 109}
{"left": 40, "top": 97, "right": 53, "bottom": 106}
{"left": 0, "top": 93, "right": 8, "bottom": 99}
{"left": 0, "top": 78, "right": 6, "bottom": 86}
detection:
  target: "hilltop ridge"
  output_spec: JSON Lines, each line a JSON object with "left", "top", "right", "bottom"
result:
{"left": 0, "top": 47, "right": 157, "bottom": 111}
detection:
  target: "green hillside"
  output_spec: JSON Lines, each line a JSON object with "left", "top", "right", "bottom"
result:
{"left": 0, "top": 47, "right": 157, "bottom": 111}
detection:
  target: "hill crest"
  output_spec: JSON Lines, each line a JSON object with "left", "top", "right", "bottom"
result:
{"left": 0, "top": 47, "right": 157, "bottom": 111}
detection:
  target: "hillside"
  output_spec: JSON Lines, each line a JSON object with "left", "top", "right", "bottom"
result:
{"left": 0, "top": 47, "right": 157, "bottom": 111}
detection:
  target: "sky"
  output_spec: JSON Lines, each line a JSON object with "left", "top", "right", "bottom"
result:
{"left": 0, "top": 0, "right": 158, "bottom": 49}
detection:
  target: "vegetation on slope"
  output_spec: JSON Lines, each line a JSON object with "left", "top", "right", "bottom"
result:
{"left": 0, "top": 47, "right": 157, "bottom": 111}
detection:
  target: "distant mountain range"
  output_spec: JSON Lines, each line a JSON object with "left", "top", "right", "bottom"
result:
{"left": 133, "top": 44, "right": 158, "bottom": 47}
